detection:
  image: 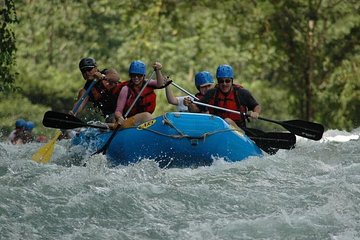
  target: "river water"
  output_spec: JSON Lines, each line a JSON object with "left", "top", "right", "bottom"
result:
{"left": 0, "top": 128, "right": 359, "bottom": 240}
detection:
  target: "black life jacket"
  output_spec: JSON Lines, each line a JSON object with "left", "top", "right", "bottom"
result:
{"left": 84, "top": 81, "right": 120, "bottom": 116}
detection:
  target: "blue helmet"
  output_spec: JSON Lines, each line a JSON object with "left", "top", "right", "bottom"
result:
{"left": 195, "top": 71, "right": 214, "bottom": 88}
{"left": 216, "top": 64, "right": 234, "bottom": 79}
{"left": 15, "top": 119, "right": 26, "bottom": 128}
{"left": 25, "top": 121, "right": 35, "bottom": 131}
{"left": 129, "top": 60, "right": 146, "bottom": 75}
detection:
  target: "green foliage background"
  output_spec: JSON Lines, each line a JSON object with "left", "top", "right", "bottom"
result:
{"left": 1, "top": 0, "right": 359, "bottom": 139}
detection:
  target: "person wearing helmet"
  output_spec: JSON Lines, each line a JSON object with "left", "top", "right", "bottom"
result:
{"left": 71, "top": 58, "right": 121, "bottom": 122}
{"left": 165, "top": 71, "right": 214, "bottom": 112}
{"left": 186, "top": 64, "right": 261, "bottom": 128}
{"left": 114, "top": 60, "right": 165, "bottom": 128}
{"left": 25, "top": 121, "right": 35, "bottom": 132}
{"left": 8, "top": 119, "right": 26, "bottom": 144}
{"left": 22, "top": 121, "right": 35, "bottom": 143}
{"left": 79, "top": 57, "right": 98, "bottom": 78}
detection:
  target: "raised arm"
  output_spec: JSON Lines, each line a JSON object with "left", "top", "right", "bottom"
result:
{"left": 165, "top": 85, "right": 179, "bottom": 106}
{"left": 153, "top": 62, "right": 165, "bottom": 87}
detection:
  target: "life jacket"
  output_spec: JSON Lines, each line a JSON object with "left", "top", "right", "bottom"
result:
{"left": 207, "top": 84, "right": 247, "bottom": 124}
{"left": 84, "top": 81, "right": 122, "bottom": 116}
{"left": 112, "top": 82, "right": 127, "bottom": 95}
{"left": 195, "top": 92, "right": 205, "bottom": 100}
{"left": 122, "top": 80, "right": 157, "bottom": 118}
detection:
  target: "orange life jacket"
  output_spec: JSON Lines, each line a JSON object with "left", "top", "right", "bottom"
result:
{"left": 207, "top": 84, "right": 247, "bottom": 123}
{"left": 122, "top": 81, "right": 157, "bottom": 117}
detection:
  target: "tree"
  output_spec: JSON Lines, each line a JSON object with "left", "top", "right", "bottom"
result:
{"left": 259, "top": 0, "right": 360, "bottom": 122}
{"left": 0, "top": 0, "right": 17, "bottom": 93}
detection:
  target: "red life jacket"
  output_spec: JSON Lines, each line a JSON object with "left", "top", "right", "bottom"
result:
{"left": 195, "top": 92, "right": 204, "bottom": 100}
{"left": 112, "top": 82, "right": 127, "bottom": 95}
{"left": 207, "top": 84, "right": 247, "bottom": 123}
{"left": 122, "top": 80, "right": 157, "bottom": 117}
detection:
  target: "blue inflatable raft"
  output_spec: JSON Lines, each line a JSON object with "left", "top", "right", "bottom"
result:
{"left": 71, "top": 112, "right": 263, "bottom": 168}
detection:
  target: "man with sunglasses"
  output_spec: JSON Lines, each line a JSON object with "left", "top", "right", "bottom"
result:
{"left": 70, "top": 58, "right": 121, "bottom": 122}
{"left": 114, "top": 60, "right": 165, "bottom": 128}
{"left": 187, "top": 64, "right": 261, "bottom": 128}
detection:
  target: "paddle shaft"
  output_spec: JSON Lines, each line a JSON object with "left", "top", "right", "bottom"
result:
{"left": 72, "top": 79, "right": 98, "bottom": 114}
{"left": 171, "top": 82, "right": 199, "bottom": 101}
{"left": 192, "top": 100, "right": 243, "bottom": 115}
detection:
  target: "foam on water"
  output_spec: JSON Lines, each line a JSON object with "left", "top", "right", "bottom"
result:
{"left": 0, "top": 128, "right": 359, "bottom": 240}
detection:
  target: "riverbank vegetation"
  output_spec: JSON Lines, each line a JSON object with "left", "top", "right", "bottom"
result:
{"left": 1, "top": 0, "right": 359, "bottom": 139}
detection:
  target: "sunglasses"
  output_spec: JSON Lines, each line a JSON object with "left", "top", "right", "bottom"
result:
{"left": 104, "top": 79, "right": 118, "bottom": 85}
{"left": 81, "top": 67, "right": 94, "bottom": 73}
{"left": 130, "top": 74, "right": 144, "bottom": 78}
{"left": 218, "top": 79, "right": 232, "bottom": 84}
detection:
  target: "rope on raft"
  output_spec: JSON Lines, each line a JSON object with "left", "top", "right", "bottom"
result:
{"left": 134, "top": 114, "right": 245, "bottom": 140}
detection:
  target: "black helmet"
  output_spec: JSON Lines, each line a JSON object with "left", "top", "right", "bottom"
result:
{"left": 79, "top": 57, "right": 97, "bottom": 71}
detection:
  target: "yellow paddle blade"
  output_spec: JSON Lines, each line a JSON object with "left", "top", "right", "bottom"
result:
{"left": 32, "top": 130, "right": 62, "bottom": 164}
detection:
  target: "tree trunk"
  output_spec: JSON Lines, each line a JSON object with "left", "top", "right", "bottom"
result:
{"left": 306, "top": 18, "right": 315, "bottom": 121}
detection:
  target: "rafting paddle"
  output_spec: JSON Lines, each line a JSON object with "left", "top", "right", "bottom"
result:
{"left": 243, "top": 127, "right": 296, "bottom": 154}
{"left": 43, "top": 111, "right": 108, "bottom": 130}
{"left": 255, "top": 117, "right": 324, "bottom": 141}
{"left": 32, "top": 79, "right": 99, "bottom": 163}
{"left": 92, "top": 71, "right": 156, "bottom": 155}
{"left": 192, "top": 100, "right": 324, "bottom": 141}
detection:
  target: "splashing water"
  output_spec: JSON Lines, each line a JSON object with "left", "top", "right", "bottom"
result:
{"left": 0, "top": 128, "right": 359, "bottom": 240}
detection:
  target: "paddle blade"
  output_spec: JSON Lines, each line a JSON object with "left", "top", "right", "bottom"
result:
{"left": 43, "top": 111, "right": 86, "bottom": 129}
{"left": 92, "top": 127, "right": 120, "bottom": 155}
{"left": 32, "top": 130, "right": 62, "bottom": 163}
{"left": 249, "top": 132, "right": 296, "bottom": 150}
{"left": 282, "top": 120, "right": 324, "bottom": 141}
{"left": 244, "top": 128, "right": 296, "bottom": 154}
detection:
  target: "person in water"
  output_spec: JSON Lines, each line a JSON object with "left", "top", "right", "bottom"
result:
{"left": 114, "top": 60, "right": 165, "bottom": 128}
{"left": 186, "top": 64, "right": 261, "bottom": 128}
{"left": 165, "top": 71, "right": 214, "bottom": 112}
{"left": 71, "top": 58, "right": 121, "bottom": 122}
